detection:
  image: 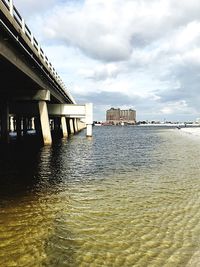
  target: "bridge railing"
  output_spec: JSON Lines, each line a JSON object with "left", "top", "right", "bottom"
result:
{"left": 1, "top": 0, "right": 75, "bottom": 102}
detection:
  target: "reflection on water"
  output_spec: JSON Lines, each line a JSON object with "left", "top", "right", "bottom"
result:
{"left": 1, "top": 127, "right": 200, "bottom": 266}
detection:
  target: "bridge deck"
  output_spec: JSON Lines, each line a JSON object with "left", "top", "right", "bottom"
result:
{"left": 0, "top": 0, "right": 75, "bottom": 104}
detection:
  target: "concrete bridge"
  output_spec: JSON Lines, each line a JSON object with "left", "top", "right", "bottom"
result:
{"left": 0, "top": 0, "right": 93, "bottom": 145}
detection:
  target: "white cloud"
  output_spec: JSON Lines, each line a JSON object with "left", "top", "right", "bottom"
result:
{"left": 13, "top": 0, "right": 200, "bottom": 120}
{"left": 160, "top": 100, "right": 188, "bottom": 115}
{"left": 79, "top": 64, "right": 120, "bottom": 81}
{"left": 13, "top": 0, "right": 57, "bottom": 17}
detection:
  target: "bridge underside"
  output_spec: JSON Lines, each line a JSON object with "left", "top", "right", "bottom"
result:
{"left": 0, "top": 93, "right": 93, "bottom": 145}
{"left": 0, "top": 16, "right": 93, "bottom": 145}
{"left": 0, "top": 55, "right": 39, "bottom": 94}
{"left": 0, "top": 54, "right": 93, "bottom": 144}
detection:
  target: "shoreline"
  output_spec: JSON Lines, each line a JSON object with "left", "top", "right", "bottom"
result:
{"left": 176, "top": 127, "right": 200, "bottom": 138}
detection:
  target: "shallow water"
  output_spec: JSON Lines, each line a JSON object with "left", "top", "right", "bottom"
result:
{"left": 1, "top": 126, "right": 200, "bottom": 266}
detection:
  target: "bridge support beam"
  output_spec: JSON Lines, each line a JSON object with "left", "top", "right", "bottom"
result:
{"left": 10, "top": 116, "right": 14, "bottom": 132}
{"left": 86, "top": 124, "right": 92, "bottom": 137}
{"left": 38, "top": 101, "right": 52, "bottom": 145}
{"left": 31, "top": 118, "right": 35, "bottom": 130}
{"left": 69, "top": 119, "right": 74, "bottom": 134}
{"left": 61, "top": 117, "right": 68, "bottom": 138}
{"left": 85, "top": 103, "right": 93, "bottom": 137}
{"left": 74, "top": 118, "right": 78, "bottom": 133}
{"left": 47, "top": 103, "right": 93, "bottom": 137}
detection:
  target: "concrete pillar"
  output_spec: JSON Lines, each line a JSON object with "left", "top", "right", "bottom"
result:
{"left": 1, "top": 102, "right": 9, "bottom": 143}
{"left": 13, "top": 117, "right": 16, "bottom": 132}
{"left": 10, "top": 116, "right": 14, "bottom": 132}
{"left": 85, "top": 103, "right": 93, "bottom": 137}
{"left": 38, "top": 101, "right": 52, "bottom": 145}
{"left": 61, "top": 116, "right": 68, "bottom": 138}
{"left": 69, "top": 119, "right": 74, "bottom": 134}
{"left": 74, "top": 118, "right": 78, "bottom": 133}
{"left": 50, "top": 118, "right": 54, "bottom": 131}
{"left": 31, "top": 117, "right": 35, "bottom": 130}
{"left": 76, "top": 119, "right": 80, "bottom": 132}
{"left": 86, "top": 124, "right": 92, "bottom": 137}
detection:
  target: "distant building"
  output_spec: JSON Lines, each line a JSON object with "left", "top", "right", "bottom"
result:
{"left": 106, "top": 108, "right": 136, "bottom": 125}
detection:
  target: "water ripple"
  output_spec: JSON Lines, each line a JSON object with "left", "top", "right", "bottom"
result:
{"left": 1, "top": 127, "right": 200, "bottom": 266}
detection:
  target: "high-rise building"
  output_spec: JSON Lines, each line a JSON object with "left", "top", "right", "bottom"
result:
{"left": 106, "top": 108, "right": 136, "bottom": 124}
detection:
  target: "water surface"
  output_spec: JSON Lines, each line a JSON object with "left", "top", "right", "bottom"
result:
{"left": 1, "top": 127, "right": 200, "bottom": 266}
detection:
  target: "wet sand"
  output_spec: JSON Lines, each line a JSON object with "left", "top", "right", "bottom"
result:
{"left": 177, "top": 127, "right": 200, "bottom": 138}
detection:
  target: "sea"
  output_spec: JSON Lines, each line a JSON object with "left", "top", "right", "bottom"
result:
{"left": 1, "top": 126, "right": 200, "bottom": 266}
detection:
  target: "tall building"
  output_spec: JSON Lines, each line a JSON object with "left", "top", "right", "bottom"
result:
{"left": 106, "top": 108, "right": 136, "bottom": 124}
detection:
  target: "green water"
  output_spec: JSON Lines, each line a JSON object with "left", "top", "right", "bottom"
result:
{"left": 1, "top": 127, "right": 200, "bottom": 266}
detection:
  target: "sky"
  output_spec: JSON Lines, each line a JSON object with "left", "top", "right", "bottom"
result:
{"left": 13, "top": 0, "right": 200, "bottom": 122}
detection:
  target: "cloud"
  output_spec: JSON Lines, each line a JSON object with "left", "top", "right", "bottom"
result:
{"left": 79, "top": 64, "right": 120, "bottom": 81}
{"left": 14, "top": 0, "right": 57, "bottom": 17}
{"left": 13, "top": 0, "right": 200, "bottom": 121}
{"left": 160, "top": 100, "right": 188, "bottom": 115}
{"left": 75, "top": 91, "right": 140, "bottom": 106}
{"left": 41, "top": 1, "right": 133, "bottom": 62}
{"left": 34, "top": 0, "right": 200, "bottom": 63}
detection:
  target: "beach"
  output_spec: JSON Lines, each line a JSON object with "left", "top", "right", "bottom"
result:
{"left": 177, "top": 127, "right": 200, "bottom": 138}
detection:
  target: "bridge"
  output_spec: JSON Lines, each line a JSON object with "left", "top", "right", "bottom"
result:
{"left": 0, "top": 0, "right": 93, "bottom": 145}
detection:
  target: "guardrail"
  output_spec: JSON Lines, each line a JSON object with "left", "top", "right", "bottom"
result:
{"left": 1, "top": 0, "right": 75, "bottom": 103}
